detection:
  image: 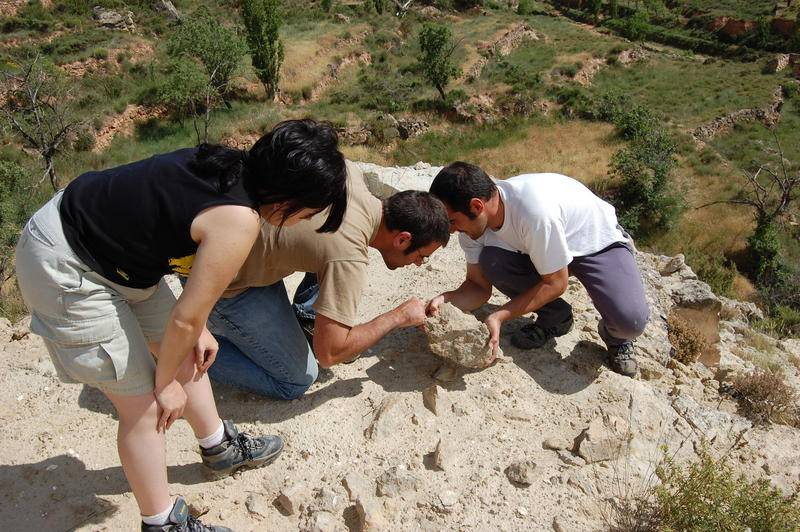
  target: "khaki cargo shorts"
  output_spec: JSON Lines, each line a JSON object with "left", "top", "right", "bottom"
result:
{"left": 15, "top": 191, "right": 176, "bottom": 396}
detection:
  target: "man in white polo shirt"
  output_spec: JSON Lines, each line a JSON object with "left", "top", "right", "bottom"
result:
{"left": 427, "top": 162, "right": 649, "bottom": 377}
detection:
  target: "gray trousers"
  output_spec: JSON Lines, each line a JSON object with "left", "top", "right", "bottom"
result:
{"left": 479, "top": 244, "right": 649, "bottom": 347}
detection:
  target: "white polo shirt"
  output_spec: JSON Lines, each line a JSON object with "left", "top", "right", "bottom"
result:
{"left": 459, "top": 173, "right": 627, "bottom": 274}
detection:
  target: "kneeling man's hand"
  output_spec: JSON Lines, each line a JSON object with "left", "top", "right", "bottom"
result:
{"left": 483, "top": 312, "right": 503, "bottom": 366}
{"left": 426, "top": 293, "right": 447, "bottom": 316}
{"left": 397, "top": 297, "right": 428, "bottom": 327}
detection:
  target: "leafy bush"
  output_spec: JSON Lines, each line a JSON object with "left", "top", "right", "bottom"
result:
{"left": 756, "top": 304, "right": 800, "bottom": 339}
{"left": 0, "top": 161, "right": 41, "bottom": 283}
{"left": 782, "top": 82, "right": 800, "bottom": 100}
{"left": 732, "top": 369, "right": 800, "bottom": 427}
{"left": 667, "top": 313, "right": 708, "bottom": 364}
{"left": 685, "top": 251, "right": 736, "bottom": 297}
{"left": 610, "top": 126, "right": 683, "bottom": 237}
{"left": 72, "top": 127, "right": 96, "bottom": 152}
{"left": 615, "top": 10, "right": 651, "bottom": 42}
{"left": 517, "top": 0, "right": 535, "bottom": 16}
{"left": 649, "top": 447, "right": 800, "bottom": 530}
{"left": 167, "top": 7, "right": 247, "bottom": 95}
{"left": 154, "top": 60, "right": 208, "bottom": 119}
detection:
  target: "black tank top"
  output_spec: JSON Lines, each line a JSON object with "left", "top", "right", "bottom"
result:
{"left": 60, "top": 148, "right": 256, "bottom": 288}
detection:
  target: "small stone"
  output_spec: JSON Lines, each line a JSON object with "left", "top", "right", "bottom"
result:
{"left": 376, "top": 465, "right": 420, "bottom": 497}
{"left": 434, "top": 490, "right": 458, "bottom": 513}
{"left": 505, "top": 459, "right": 540, "bottom": 486}
{"left": 365, "top": 395, "right": 405, "bottom": 439}
{"left": 557, "top": 450, "right": 586, "bottom": 467}
{"left": 552, "top": 516, "right": 567, "bottom": 532}
{"left": 356, "top": 497, "right": 387, "bottom": 531}
{"left": 422, "top": 384, "right": 439, "bottom": 415}
{"left": 433, "top": 438, "right": 456, "bottom": 471}
{"left": 342, "top": 473, "right": 371, "bottom": 503}
{"left": 542, "top": 437, "right": 570, "bottom": 451}
{"left": 660, "top": 254, "right": 685, "bottom": 276}
{"left": 305, "top": 510, "right": 344, "bottom": 532}
{"left": 316, "top": 486, "right": 345, "bottom": 513}
{"left": 567, "top": 471, "right": 595, "bottom": 495}
{"left": 432, "top": 363, "right": 460, "bottom": 383}
{"left": 503, "top": 408, "right": 533, "bottom": 422}
{"left": 276, "top": 483, "right": 309, "bottom": 515}
{"left": 335, "top": 13, "right": 351, "bottom": 23}
{"left": 245, "top": 493, "right": 270, "bottom": 518}
{"left": 575, "top": 417, "right": 625, "bottom": 463}
{"left": 516, "top": 507, "right": 529, "bottom": 517}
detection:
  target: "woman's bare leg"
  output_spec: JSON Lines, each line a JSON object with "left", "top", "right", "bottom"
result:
{"left": 149, "top": 341, "right": 222, "bottom": 440}
{"left": 104, "top": 390, "right": 170, "bottom": 516}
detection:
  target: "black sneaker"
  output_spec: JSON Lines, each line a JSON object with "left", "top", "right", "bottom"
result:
{"left": 607, "top": 342, "right": 638, "bottom": 377}
{"left": 141, "top": 496, "right": 231, "bottom": 532}
{"left": 201, "top": 420, "right": 283, "bottom": 477}
{"left": 297, "top": 317, "right": 315, "bottom": 347}
{"left": 511, "top": 315, "right": 574, "bottom": 349}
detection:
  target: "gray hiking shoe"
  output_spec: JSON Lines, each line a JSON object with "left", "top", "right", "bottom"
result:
{"left": 141, "top": 496, "right": 231, "bottom": 532}
{"left": 201, "top": 420, "right": 283, "bottom": 477}
{"left": 511, "top": 315, "right": 574, "bottom": 349}
{"left": 607, "top": 342, "right": 638, "bottom": 377}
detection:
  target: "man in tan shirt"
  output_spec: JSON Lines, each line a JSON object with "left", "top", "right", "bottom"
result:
{"left": 205, "top": 162, "right": 450, "bottom": 399}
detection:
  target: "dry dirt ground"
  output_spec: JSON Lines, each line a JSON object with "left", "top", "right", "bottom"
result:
{"left": 1, "top": 164, "right": 799, "bottom": 532}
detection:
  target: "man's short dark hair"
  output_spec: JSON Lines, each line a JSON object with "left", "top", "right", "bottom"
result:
{"left": 383, "top": 190, "right": 450, "bottom": 254}
{"left": 429, "top": 162, "right": 497, "bottom": 219}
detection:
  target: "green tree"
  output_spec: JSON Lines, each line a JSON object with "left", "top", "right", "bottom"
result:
{"left": 241, "top": 0, "right": 285, "bottom": 100}
{"left": 585, "top": 0, "right": 602, "bottom": 23}
{"left": 321, "top": 0, "right": 333, "bottom": 12}
{"left": 167, "top": 7, "right": 247, "bottom": 99}
{"left": 372, "top": 0, "right": 385, "bottom": 14}
{"left": 417, "top": 23, "right": 461, "bottom": 100}
{"left": 609, "top": 0, "right": 619, "bottom": 18}
{"left": 156, "top": 59, "right": 207, "bottom": 120}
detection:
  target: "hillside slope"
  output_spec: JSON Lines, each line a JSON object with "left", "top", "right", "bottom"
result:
{"left": 1, "top": 162, "right": 798, "bottom": 531}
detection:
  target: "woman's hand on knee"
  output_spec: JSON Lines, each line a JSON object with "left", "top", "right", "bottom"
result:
{"left": 154, "top": 380, "right": 187, "bottom": 432}
{"left": 194, "top": 326, "right": 219, "bottom": 374}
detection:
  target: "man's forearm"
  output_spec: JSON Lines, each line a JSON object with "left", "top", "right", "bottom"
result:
{"left": 491, "top": 280, "right": 565, "bottom": 323}
{"left": 316, "top": 309, "right": 406, "bottom": 366}
{"left": 443, "top": 280, "right": 492, "bottom": 312}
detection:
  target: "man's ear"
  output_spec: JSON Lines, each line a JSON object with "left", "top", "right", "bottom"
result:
{"left": 392, "top": 231, "right": 412, "bottom": 251}
{"left": 469, "top": 197, "right": 485, "bottom": 217}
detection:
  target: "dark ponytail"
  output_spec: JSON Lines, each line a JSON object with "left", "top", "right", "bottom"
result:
{"left": 191, "top": 120, "right": 347, "bottom": 233}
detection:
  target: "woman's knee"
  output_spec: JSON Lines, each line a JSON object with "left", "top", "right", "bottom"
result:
{"left": 274, "top": 380, "right": 312, "bottom": 400}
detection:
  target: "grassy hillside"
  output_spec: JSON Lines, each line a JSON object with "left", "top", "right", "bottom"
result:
{"left": 1, "top": 0, "right": 798, "bottom": 329}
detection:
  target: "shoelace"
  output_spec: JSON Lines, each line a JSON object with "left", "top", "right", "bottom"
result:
{"left": 233, "top": 432, "right": 259, "bottom": 461}
{"left": 185, "top": 515, "right": 210, "bottom": 532}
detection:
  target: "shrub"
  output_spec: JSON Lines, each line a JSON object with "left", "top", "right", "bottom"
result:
{"left": 0, "top": 161, "right": 41, "bottom": 283}
{"left": 732, "top": 369, "right": 800, "bottom": 427}
{"left": 685, "top": 251, "right": 736, "bottom": 297}
{"left": 72, "top": 127, "right": 96, "bottom": 152}
{"left": 321, "top": 0, "right": 333, "bottom": 12}
{"left": 650, "top": 447, "right": 800, "bottom": 530}
{"left": 667, "top": 313, "right": 708, "bottom": 364}
{"left": 756, "top": 305, "right": 800, "bottom": 338}
{"left": 517, "top": 0, "right": 534, "bottom": 16}
{"left": 782, "top": 82, "right": 799, "bottom": 99}
{"left": 616, "top": 10, "right": 650, "bottom": 42}
{"left": 610, "top": 127, "right": 683, "bottom": 237}
{"left": 154, "top": 59, "right": 207, "bottom": 119}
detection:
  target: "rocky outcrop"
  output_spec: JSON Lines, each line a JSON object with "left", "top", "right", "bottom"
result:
{"left": 692, "top": 86, "right": 784, "bottom": 142}
{"left": 465, "top": 23, "right": 541, "bottom": 81}
{"left": 93, "top": 7, "right": 136, "bottom": 31}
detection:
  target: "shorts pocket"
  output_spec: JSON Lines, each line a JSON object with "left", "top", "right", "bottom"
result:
{"left": 55, "top": 341, "right": 120, "bottom": 384}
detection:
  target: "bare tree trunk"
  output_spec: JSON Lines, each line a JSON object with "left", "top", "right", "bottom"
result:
{"left": 44, "top": 155, "right": 58, "bottom": 191}
{"left": 436, "top": 84, "right": 446, "bottom": 100}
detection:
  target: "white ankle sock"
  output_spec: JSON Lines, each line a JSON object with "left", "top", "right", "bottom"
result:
{"left": 142, "top": 501, "right": 173, "bottom": 525}
{"left": 197, "top": 421, "right": 225, "bottom": 449}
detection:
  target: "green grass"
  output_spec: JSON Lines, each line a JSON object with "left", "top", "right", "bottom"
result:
{"left": 391, "top": 117, "right": 534, "bottom": 167}
{"left": 674, "top": 0, "right": 797, "bottom": 19}
{"left": 590, "top": 57, "right": 782, "bottom": 129}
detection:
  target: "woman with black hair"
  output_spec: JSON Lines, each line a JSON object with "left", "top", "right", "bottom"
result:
{"left": 15, "top": 119, "right": 348, "bottom": 531}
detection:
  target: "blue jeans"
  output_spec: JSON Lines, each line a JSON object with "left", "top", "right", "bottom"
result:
{"left": 292, "top": 272, "right": 319, "bottom": 321}
{"left": 207, "top": 278, "right": 319, "bottom": 399}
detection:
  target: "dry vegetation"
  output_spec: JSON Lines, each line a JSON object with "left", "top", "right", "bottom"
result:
{"left": 732, "top": 369, "right": 800, "bottom": 427}
{"left": 667, "top": 313, "right": 708, "bottom": 365}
